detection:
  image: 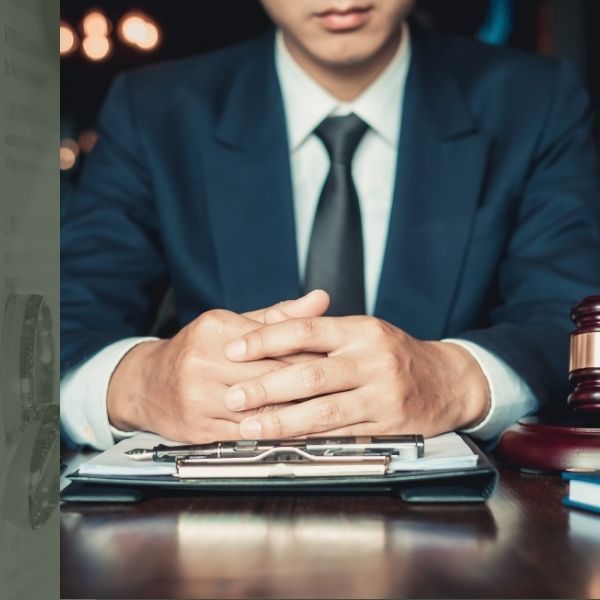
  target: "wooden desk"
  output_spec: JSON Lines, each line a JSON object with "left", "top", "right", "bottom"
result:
{"left": 60, "top": 461, "right": 600, "bottom": 599}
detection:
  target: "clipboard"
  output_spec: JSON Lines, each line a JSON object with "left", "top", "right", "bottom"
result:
{"left": 63, "top": 436, "right": 498, "bottom": 504}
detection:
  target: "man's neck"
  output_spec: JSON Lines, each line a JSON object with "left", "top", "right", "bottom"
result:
{"left": 281, "top": 26, "right": 404, "bottom": 102}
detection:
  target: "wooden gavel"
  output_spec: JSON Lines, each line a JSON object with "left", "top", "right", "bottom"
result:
{"left": 496, "top": 295, "right": 600, "bottom": 471}
{"left": 568, "top": 295, "right": 600, "bottom": 417}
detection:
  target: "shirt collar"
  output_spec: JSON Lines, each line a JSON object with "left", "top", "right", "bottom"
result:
{"left": 275, "top": 21, "right": 411, "bottom": 151}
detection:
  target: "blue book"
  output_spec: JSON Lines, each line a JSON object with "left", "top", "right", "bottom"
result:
{"left": 562, "top": 471, "right": 600, "bottom": 515}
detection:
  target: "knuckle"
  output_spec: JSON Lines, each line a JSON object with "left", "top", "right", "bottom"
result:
{"left": 337, "top": 357, "right": 354, "bottom": 379}
{"left": 300, "top": 365, "right": 327, "bottom": 392}
{"left": 196, "top": 309, "right": 227, "bottom": 334}
{"left": 244, "top": 379, "right": 269, "bottom": 406}
{"left": 294, "top": 318, "right": 317, "bottom": 341}
{"left": 317, "top": 400, "right": 342, "bottom": 428}
{"left": 268, "top": 361, "right": 284, "bottom": 373}
{"left": 207, "top": 308, "right": 229, "bottom": 319}
{"left": 246, "top": 329, "right": 267, "bottom": 355}
{"left": 264, "top": 308, "right": 281, "bottom": 323}
{"left": 175, "top": 381, "right": 200, "bottom": 412}
{"left": 266, "top": 412, "right": 284, "bottom": 438}
{"left": 175, "top": 375, "right": 191, "bottom": 398}
{"left": 365, "top": 317, "right": 387, "bottom": 339}
{"left": 379, "top": 351, "right": 399, "bottom": 373}
{"left": 174, "top": 349, "right": 195, "bottom": 378}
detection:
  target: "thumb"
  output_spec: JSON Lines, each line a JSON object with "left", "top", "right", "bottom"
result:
{"left": 264, "top": 289, "right": 330, "bottom": 324}
{"left": 244, "top": 290, "right": 330, "bottom": 324}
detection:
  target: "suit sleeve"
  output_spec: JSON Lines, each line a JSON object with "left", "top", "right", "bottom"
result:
{"left": 459, "top": 60, "right": 600, "bottom": 414}
{"left": 61, "top": 72, "right": 169, "bottom": 375}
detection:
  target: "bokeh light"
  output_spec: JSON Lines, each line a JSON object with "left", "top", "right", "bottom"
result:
{"left": 82, "top": 10, "right": 111, "bottom": 37}
{"left": 135, "top": 22, "right": 159, "bottom": 50}
{"left": 60, "top": 22, "right": 78, "bottom": 56}
{"left": 82, "top": 34, "right": 112, "bottom": 61}
{"left": 78, "top": 129, "right": 99, "bottom": 154}
{"left": 118, "top": 12, "right": 161, "bottom": 51}
{"left": 60, "top": 139, "right": 80, "bottom": 171}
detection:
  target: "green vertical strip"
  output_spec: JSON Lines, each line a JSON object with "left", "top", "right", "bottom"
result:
{"left": 0, "top": 0, "right": 59, "bottom": 598}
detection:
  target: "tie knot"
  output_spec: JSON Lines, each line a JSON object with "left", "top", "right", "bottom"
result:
{"left": 315, "top": 114, "right": 368, "bottom": 165}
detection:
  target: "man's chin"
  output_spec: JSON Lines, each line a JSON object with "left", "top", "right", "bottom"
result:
{"left": 303, "top": 30, "right": 398, "bottom": 68}
{"left": 309, "top": 44, "right": 385, "bottom": 70}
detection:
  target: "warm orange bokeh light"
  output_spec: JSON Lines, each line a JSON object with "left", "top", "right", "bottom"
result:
{"left": 135, "top": 22, "right": 159, "bottom": 50}
{"left": 61, "top": 138, "right": 80, "bottom": 155}
{"left": 60, "top": 147, "right": 76, "bottom": 171}
{"left": 118, "top": 12, "right": 161, "bottom": 51}
{"left": 78, "top": 129, "right": 99, "bottom": 154}
{"left": 82, "top": 10, "right": 110, "bottom": 37}
{"left": 60, "top": 22, "right": 78, "bottom": 56}
{"left": 60, "top": 139, "right": 80, "bottom": 171}
{"left": 121, "top": 15, "right": 146, "bottom": 44}
{"left": 82, "top": 34, "right": 112, "bottom": 61}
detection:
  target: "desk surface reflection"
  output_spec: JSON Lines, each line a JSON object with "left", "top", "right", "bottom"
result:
{"left": 60, "top": 461, "right": 600, "bottom": 599}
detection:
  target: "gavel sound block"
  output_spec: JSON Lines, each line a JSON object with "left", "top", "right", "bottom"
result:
{"left": 497, "top": 296, "right": 600, "bottom": 471}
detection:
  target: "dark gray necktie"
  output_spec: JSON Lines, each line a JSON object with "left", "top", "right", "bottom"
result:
{"left": 305, "top": 114, "right": 369, "bottom": 316}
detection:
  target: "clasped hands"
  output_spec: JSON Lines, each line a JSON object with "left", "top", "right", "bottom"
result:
{"left": 107, "top": 290, "right": 490, "bottom": 443}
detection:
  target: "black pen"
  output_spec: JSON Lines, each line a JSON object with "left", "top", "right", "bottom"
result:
{"left": 124, "top": 435, "right": 424, "bottom": 462}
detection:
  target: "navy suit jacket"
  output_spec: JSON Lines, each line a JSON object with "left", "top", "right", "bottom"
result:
{"left": 61, "top": 24, "right": 600, "bottom": 414}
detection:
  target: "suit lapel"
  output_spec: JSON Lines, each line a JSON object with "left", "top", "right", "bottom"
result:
{"left": 202, "top": 32, "right": 302, "bottom": 313}
{"left": 201, "top": 28, "right": 492, "bottom": 328}
{"left": 375, "top": 25, "right": 492, "bottom": 339}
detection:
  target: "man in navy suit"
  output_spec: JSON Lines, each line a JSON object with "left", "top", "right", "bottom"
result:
{"left": 61, "top": 0, "right": 600, "bottom": 449}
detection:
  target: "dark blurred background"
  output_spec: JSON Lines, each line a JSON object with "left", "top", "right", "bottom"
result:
{"left": 60, "top": 0, "right": 600, "bottom": 210}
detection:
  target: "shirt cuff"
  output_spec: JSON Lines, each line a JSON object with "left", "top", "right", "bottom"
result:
{"left": 60, "top": 337, "right": 158, "bottom": 450}
{"left": 441, "top": 338, "right": 539, "bottom": 442}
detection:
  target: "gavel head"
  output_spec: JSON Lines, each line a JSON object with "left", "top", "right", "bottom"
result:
{"left": 568, "top": 295, "right": 600, "bottom": 416}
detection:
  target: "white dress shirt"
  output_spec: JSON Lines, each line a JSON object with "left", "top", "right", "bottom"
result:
{"left": 60, "top": 25, "right": 538, "bottom": 450}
